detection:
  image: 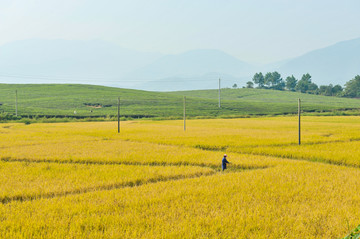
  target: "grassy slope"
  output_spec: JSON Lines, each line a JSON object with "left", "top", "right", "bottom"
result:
{"left": 0, "top": 84, "right": 185, "bottom": 117}
{"left": 0, "top": 84, "right": 359, "bottom": 118}
{"left": 170, "top": 88, "right": 360, "bottom": 114}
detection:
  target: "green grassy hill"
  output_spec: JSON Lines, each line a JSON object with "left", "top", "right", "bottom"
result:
{"left": 170, "top": 88, "right": 360, "bottom": 114}
{"left": 0, "top": 84, "right": 359, "bottom": 120}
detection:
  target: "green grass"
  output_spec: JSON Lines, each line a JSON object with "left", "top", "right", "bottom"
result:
{"left": 171, "top": 88, "right": 360, "bottom": 109}
{"left": 344, "top": 224, "right": 360, "bottom": 239}
{"left": 0, "top": 84, "right": 185, "bottom": 118}
{"left": 1, "top": 84, "right": 360, "bottom": 120}
{"left": 170, "top": 88, "right": 360, "bottom": 115}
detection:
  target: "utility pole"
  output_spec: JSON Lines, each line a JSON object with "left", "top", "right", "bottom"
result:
{"left": 218, "top": 78, "right": 221, "bottom": 108}
{"left": 117, "top": 97, "right": 120, "bottom": 133}
{"left": 183, "top": 96, "right": 186, "bottom": 131}
{"left": 298, "top": 98, "right": 301, "bottom": 145}
{"left": 15, "top": 90, "right": 18, "bottom": 117}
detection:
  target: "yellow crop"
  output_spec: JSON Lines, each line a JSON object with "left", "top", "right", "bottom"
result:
{"left": 0, "top": 161, "right": 214, "bottom": 203}
{"left": 1, "top": 116, "right": 360, "bottom": 238}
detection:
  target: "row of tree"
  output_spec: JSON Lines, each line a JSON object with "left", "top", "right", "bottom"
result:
{"left": 245, "top": 72, "right": 360, "bottom": 98}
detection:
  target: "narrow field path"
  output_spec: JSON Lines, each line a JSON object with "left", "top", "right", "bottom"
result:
{"left": 228, "top": 150, "right": 360, "bottom": 168}
{"left": 0, "top": 158, "right": 268, "bottom": 204}
{"left": 0, "top": 170, "right": 217, "bottom": 204}
{"left": 96, "top": 137, "right": 360, "bottom": 169}
{"left": 0, "top": 157, "right": 265, "bottom": 171}
{"left": 118, "top": 136, "right": 360, "bottom": 149}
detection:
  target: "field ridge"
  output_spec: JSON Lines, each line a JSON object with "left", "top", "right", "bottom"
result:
{"left": 0, "top": 156, "right": 267, "bottom": 171}
{"left": 0, "top": 168, "right": 217, "bottom": 205}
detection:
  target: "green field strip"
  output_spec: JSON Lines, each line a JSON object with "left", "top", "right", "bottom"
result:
{"left": 1, "top": 84, "right": 360, "bottom": 119}
{"left": 344, "top": 224, "right": 360, "bottom": 239}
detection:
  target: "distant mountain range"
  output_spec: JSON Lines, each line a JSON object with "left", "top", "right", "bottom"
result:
{"left": 0, "top": 39, "right": 162, "bottom": 88}
{"left": 277, "top": 38, "right": 360, "bottom": 86}
{"left": 0, "top": 38, "right": 359, "bottom": 91}
{"left": 126, "top": 49, "right": 253, "bottom": 91}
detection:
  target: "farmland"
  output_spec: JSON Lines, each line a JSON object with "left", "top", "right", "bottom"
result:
{"left": 1, "top": 84, "right": 360, "bottom": 120}
{"left": 1, "top": 116, "right": 360, "bottom": 238}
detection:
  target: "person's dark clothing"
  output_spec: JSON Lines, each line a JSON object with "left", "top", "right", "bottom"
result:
{"left": 222, "top": 157, "right": 229, "bottom": 171}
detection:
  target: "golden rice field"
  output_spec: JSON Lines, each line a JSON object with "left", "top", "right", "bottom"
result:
{"left": 1, "top": 116, "right": 360, "bottom": 238}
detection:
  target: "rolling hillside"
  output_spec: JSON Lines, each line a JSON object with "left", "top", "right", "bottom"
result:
{"left": 0, "top": 84, "right": 360, "bottom": 119}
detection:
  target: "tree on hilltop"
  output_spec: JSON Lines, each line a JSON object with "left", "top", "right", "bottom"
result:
{"left": 264, "top": 72, "right": 273, "bottom": 88}
{"left": 332, "top": 85, "right": 343, "bottom": 96}
{"left": 252, "top": 72, "right": 265, "bottom": 88}
{"left": 318, "top": 84, "right": 343, "bottom": 96}
{"left": 344, "top": 75, "right": 360, "bottom": 97}
{"left": 296, "top": 73, "right": 318, "bottom": 94}
{"left": 285, "top": 75, "right": 297, "bottom": 91}
{"left": 246, "top": 81, "right": 254, "bottom": 88}
{"left": 263, "top": 71, "right": 284, "bottom": 90}
{"left": 271, "top": 72, "right": 285, "bottom": 90}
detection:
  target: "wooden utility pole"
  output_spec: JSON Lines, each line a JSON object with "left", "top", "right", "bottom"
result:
{"left": 298, "top": 98, "right": 301, "bottom": 145}
{"left": 218, "top": 78, "right": 221, "bottom": 108}
{"left": 117, "top": 97, "right": 120, "bottom": 133}
{"left": 183, "top": 96, "right": 186, "bottom": 131}
{"left": 15, "top": 90, "right": 18, "bottom": 117}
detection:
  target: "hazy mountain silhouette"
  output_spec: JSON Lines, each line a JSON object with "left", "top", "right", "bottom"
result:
{"left": 0, "top": 38, "right": 359, "bottom": 90}
{"left": 127, "top": 49, "right": 253, "bottom": 90}
{"left": 0, "top": 39, "right": 162, "bottom": 86}
{"left": 276, "top": 38, "right": 360, "bottom": 86}
{"left": 128, "top": 49, "right": 252, "bottom": 79}
{"left": 135, "top": 73, "right": 249, "bottom": 91}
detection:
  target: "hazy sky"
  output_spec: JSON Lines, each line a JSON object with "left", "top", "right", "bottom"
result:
{"left": 0, "top": 0, "right": 359, "bottom": 64}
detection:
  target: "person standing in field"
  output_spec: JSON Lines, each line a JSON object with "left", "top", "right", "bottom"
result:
{"left": 222, "top": 154, "right": 230, "bottom": 171}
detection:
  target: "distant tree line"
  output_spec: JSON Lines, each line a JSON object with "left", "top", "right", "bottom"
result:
{"left": 244, "top": 72, "right": 360, "bottom": 98}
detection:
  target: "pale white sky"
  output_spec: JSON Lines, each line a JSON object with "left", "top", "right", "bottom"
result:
{"left": 0, "top": 0, "right": 359, "bottom": 64}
